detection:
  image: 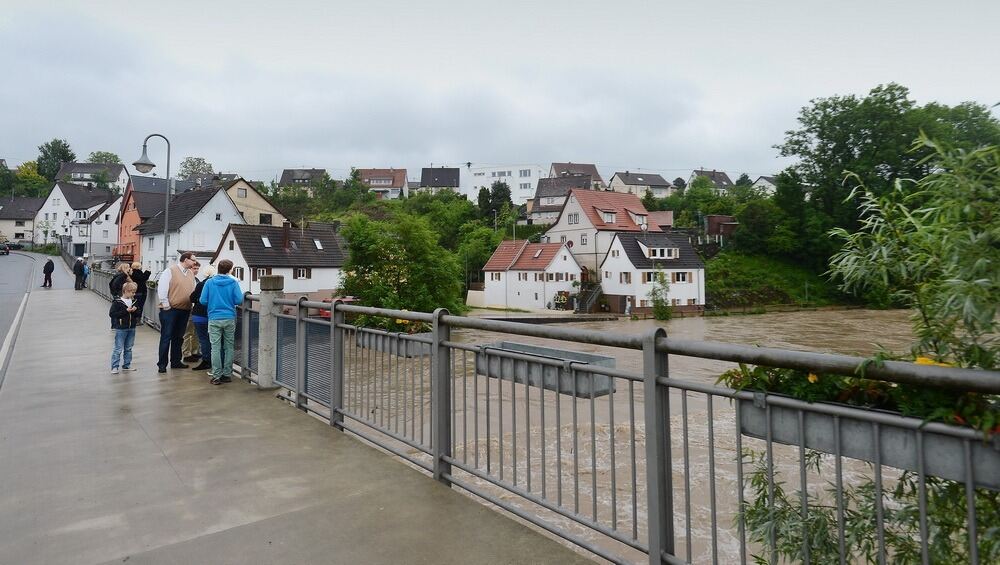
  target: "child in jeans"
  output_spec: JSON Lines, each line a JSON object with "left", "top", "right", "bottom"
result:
{"left": 110, "top": 281, "right": 140, "bottom": 374}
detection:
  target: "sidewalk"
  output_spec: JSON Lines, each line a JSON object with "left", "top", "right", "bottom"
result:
{"left": 0, "top": 286, "right": 591, "bottom": 564}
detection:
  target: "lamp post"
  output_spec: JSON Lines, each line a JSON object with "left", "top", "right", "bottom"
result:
{"left": 133, "top": 134, "right": 171, "bottom": 272}
{"left": 88, "top": 218, "right": 104, "bottom": 260}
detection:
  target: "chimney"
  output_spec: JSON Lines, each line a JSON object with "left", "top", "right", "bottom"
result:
{"left": 282, "top": 220, "right": 291, "bottom": 250}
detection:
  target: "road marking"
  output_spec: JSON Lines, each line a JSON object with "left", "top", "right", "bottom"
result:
{"left": 0, "top": 253, "right": 36, "bottom": 389}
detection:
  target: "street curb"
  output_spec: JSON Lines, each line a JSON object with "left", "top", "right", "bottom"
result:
{"left": 0, "top": 254, "right": 37, "bottom": 390}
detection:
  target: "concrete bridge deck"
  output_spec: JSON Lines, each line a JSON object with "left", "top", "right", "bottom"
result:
{"left": 0, "top": 266, "right": 590, "bottom": 564}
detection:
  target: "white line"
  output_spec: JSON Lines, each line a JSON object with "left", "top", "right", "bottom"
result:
{"left": 0, "top": 290, "right": 30, "bottom": 383}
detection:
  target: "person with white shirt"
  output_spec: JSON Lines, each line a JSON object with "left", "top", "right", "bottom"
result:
{"left": 156, "top": 252, "right": 197, "bottom": 373}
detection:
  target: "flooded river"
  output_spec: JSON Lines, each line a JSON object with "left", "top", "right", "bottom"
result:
{"left": 341, "top": 309, "right": 917, "bottom": 563}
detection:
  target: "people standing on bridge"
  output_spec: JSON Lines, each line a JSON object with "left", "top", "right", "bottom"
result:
{"left": 199, "top": 259, "right": 243, "bottom": 385}
{"left": 82, "top": 261, "right": 90, "bottom": 288}
{"left": 181, "top": 262, "right": 203, "bottom": 364}
{"left": 109, "top": 281, "right": 140, "bottom": 374}
{"left": 73, "top": 258, "right": 85, "bottom": 290}
{"left": 130, "top": 262, "right": 151, "bottom": 319}
{"left": 109, "top": 262, "right": 131, "bottom": 297}
{"left": 42, "top": 258, "right": 54, "bottom": 288}
{"left": 188, "top": 263, "right": 216, "bottom": 372}
{"left": 156, "top": 252, "right": 197, "bottom": 374}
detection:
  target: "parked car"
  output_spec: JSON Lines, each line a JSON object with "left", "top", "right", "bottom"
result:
{"left": 6, "top": 242, "right": 24, "bottom": 250}
{"left": 0, "top": 244, "right": 9, "bottom": 255}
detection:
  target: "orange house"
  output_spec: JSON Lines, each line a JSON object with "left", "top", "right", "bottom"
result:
{"left": 114, "top": 176, "right": 195, "bottom": 262}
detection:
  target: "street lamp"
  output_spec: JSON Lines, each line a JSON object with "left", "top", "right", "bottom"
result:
{"left": 133, "top": 134, "right": 171, "bottom": 272}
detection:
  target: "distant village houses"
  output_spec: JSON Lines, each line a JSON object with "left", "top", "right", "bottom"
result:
{"left": 608, "top": 171, "right": 676, "bottom": 198}
{"left": 358, "top": 168, "right": 408, "bottom": 199}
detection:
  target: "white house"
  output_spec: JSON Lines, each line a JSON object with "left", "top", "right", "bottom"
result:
{"left": 136, "top": 187, "right": 245, "bottom": 274}
{"left": 79, "top": 197, "right": 122, "bottom": 261}
{"left": 33, "top": 182, "right": 118, "bottom": 256}
{"left": 482, "top": 240, "right": 581, "bottom": 310}
{"left": 462, "top": 164, "right": 548, "bottom": 205}
{"left": 0, "top": 197, "right": 44, "bottom": 245}
{"left": 358, "top": 168, "right": 408, "bottom": 200}
{"left": 55, "top": 162, "right": 130, "bottom": 192}
{"left": 599, "top": 232, "right": 705, "bottom": 314}
{"left": 688, "top": 169, "right": 734, "bottom": 194}
{"left": 608, "top": 171, "right": 675, "bottom": 198}
{"left": 212, "top": 221, "right": 347, "bottom": 295}
{"left": 542, "top": 189, "right": 659, "bottom": 274}
{"left": 752, "top": 175, "right": 778, "bottom": 195}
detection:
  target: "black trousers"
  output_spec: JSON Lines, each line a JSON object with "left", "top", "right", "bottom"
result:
{"left": 158, "top": 308, "right": 191, "bottom": 369}
{"left": 43, "top": 273, "right": 52, "bottom": 287}
{"left": 74, "top": 274, "right": 84, "bottom": 290}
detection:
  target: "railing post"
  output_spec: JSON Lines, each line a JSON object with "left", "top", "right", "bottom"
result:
{"left": 294, "top": 296, "right": 308, "bottom": 410}
{"left": 257, "top": 275, "right": 283, "bottom": 390}
{"left": 643, "top": 327, "right": 673, "bottom": 563}
{"left": 330, "top": 299, "right": 345, "bottom": 430}
{"left": 241, "top": 292, "right": 251, "bottom": 377}
{"left": 431, "top": 307, "right": 452, "bottom": 486}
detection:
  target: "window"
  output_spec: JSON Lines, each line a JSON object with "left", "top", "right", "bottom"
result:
{"left": 251, "top": 267, "right": 271, "bottom": 282}
{"left": 535, "top": 293, "right": 539, "bottom": 300}
{"left": 643, "top": 272, "right": 654, "bottom": 283}
{"left": 547, "top": 273, "right": 554, "bottom": 281}
{"left": 233, "top": 267, "right": 244, "bottom": 280}
{"left": 53, "top": 198, "right": 60, "bottom": 205}
{"left": 547, "top": 198, "right": 555, "bottom": 205}
{"left": 44, "top": 213, "right": 49, "bottom": 220}
{"left": 619, "top": 272, "right": 632, "bottom": 284}
{"left": 102, "top": 230, "right": 109, "bottom": 238}
{"left": 14, "top": 220, "right": 24, "bottom": 226}
{"left": 294, "top": 268, "right": 312, "bottom": 279}
{"left": 104, "top": 214, "right": 110, "bottom": 221}
{"left": 672, "top": 272, "right": 689, "bottom": 283}
{"left": 519, "top": 169, "right": 531, "bottom": 177}
{"left": 560, "top": 235, "right": 566, "bottom": 243}
{"left": 228, "top": 240, "right": 234, "bottom": 250}
{"left": 611, "top": 249, "right": 619, "bottom": 257}
{"left": 313, "top": 239, "right": 323, "bottom": 250}
{"left": 261, "top": 237, "right": 271, "bottom": 248}
{"left": 671, "top": 299, "right": 680, "bottom": 306}
{"left": 489, "top": 272, "right": 502, "bottom": 281}
{"left": 237, "top": 188, "right": 248, "bottom": 198}
{"left": 520, "top": 183, "right": 531, "bottom": 190}
{"left": 604, "top": 271, "right": 610, "bottom": 279}
{"left": 602, "top": 211, "right": 616, "bottom": 223}
{"left": 149, "top": 238, "right": 155, "bottom": 250}
{"left": 215, "top": 213, "right": 222, "bottom": 221}
{"left": 65, "top": 211, "right": 69, "bottom": 217}
{"left": 567, "top": 212, "right": 579, "bottom": 224}
{"left": 581, "top": 234, "right": 587, "bottom": 245}
{"left": 105, "top": 246, "right": 110, "bottom": 252}
{"left": 688, "top": 299, "right": 696, "bottom": 305}
{"left": 556, "top": 272, "right": 564, "bottom": 281}
{"left": 14, "top": 232, "right": 24, "bottom": 239}
{"left": 259, "top": 213, "right": 272, "bottom": 225}
{"left": 640, "top": 300, "right": 649, "bottom": 307}
{"left": 76, "top": 210, "right": 86, "bottom": 219}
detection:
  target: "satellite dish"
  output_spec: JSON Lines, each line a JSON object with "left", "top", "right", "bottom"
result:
{"left": 567, "top": 240, "right": 574, "bottom": 248}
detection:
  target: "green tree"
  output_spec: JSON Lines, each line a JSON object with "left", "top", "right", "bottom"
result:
{"left": 341, "top": 213, "right": 465, "bottom": 327}
{"left": 179, "top": 156, "right": 214, "bottom": 179}
{"left": 36, "top": 138, "right": 75, "bottom": 180}
{"left": 13, "top": 161, "right": 49, "bottom": 197}
{"left": 87, "top": 151, "right": 121, "bottom": 164}
{"left": 476, "top": 187, "right": 491, "bottom": 219}
{"left": 734, "top": 172, "right": 752, "bottom": 186}
{"left": 829, "top": 138, "right": 1000, "bottom": 368}
{"left": 488, "top": 181, "right": 512, "bottom": 220}
{"left": 456, "top": 223, "right": 503, "bottom": 287}
{"left": 402, "top": 190, "right": 477, "bottom": 250}
{"left": 647, "top": 270, "right": 672, "bottom": 320}
{"left": 731, "top": 199, "right": 784, "bottom": 255}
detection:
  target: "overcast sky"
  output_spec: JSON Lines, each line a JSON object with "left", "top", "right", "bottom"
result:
{"left": 2, "top": 0, "right": 998, "bottom": 184}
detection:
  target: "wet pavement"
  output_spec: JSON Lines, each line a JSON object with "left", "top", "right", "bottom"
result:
{"left": 0, "top": 283, "right": 592, "bottom": 565}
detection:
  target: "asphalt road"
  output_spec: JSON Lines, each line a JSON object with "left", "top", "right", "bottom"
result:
{"left": 0, "top": 253, "right": 74, "bottom": 345}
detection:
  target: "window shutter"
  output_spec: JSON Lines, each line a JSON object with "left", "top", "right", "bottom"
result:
{"left": 671, "top": 272, "right": 677, "bottom": 283}
{"left": 292, "top": 269, "right": 298, "bottom": 280}
{"left": 266, "top": 268, "right": 272, "bottom": 275}
{"left": 306, "top": 268, "right": 312, "bottom": 279}
{"left": 252, "top": 268, "right": 257, "bottom": 282}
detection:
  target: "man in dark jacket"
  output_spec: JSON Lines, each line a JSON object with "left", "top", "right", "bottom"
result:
{"left": 188, "top": 264, "right": 216, "bottom": 371}
{"left": 42, "top": 259, "right": 55, "bottom": 288}
{"left": 73, "top": 258, "right": 85, "bottom": 290}
{"left": 129, "top": 262, "right": 151, "bottom": 319}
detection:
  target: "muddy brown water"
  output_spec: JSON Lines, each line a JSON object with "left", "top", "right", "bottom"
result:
{"left": 340, "top": 309, "right": 916, "bottom": 563}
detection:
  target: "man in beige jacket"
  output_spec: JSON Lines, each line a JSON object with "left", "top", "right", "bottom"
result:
{"left": 156, "top": 252, "right": 197, "bottom": 373}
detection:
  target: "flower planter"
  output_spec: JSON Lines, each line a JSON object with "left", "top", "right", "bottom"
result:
{"left": 355, "top": 330, "right": 432, "bottom": 357}
{"left": 738, "top": 395, "right": 1000, "bottom": 490}
{"left": 475, "top": 341, "right": 616, "bottom": 398}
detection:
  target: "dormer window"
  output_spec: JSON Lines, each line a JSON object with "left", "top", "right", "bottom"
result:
{"left": 602, "top": 211, "right": 616, "bottom": 223}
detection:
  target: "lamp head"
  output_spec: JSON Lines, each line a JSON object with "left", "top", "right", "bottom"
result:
{"left": 133, "top": 144, "right": 156, "bottom": 174}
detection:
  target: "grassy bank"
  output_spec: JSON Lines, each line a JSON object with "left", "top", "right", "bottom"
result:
{"left": 705, "top": 252, "right": 849, "bottom": 309}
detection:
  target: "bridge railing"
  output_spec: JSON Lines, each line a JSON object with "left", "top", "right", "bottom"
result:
{"left": 236, "top": 296, "right": 1000, "bottom": 565}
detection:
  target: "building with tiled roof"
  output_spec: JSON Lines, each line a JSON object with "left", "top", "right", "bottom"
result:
{"left": 416, "top": 167, "right": 460, "bottom": 196}
{"left": 542, "top": 189, "right": 659, "bottom": 273}
{"left": 481, "top": 240, "right": 581, "bottom": 310}
{"left": 55, "top": 162, "right": 130, "bottom": 192}
{"left": 135, "top": 187, "right": 245, "bottom": 273}
{"left": 688, "top": 169, "right": 734, "bottom": 194}
{"left": 212, "top": 221, "right": 347, "bottom": 294}
{"left": 0, "top": 197, "right": 45, "bottom": 245}
{"left": 527, "top": 175, "right": 593, "bottom": 225}
{"left": 608, "top": 171, "right": 675, "bottom": 199}
{"left": 358, "top": 168, "right": 408, "bottom": 199}
{"left": 752, "top": 175, "right": 778, "bottom": 195}
{"left": 33, "top": 182, "right": 119, "bottom": 257}
{"left": 599, "top": 232, "right": 705, "bottom": 315}
{"left": 548, "top": 162, "right": 606, "bottom": 188}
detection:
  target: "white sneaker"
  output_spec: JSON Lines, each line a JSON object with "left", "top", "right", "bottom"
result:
{"left": 111, "top": 368, "right": 120, "bottom": 374}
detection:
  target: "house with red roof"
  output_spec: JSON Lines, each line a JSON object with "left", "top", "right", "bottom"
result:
{"left": 358, "top": 168, "right": 408, "bottom": 199}
{"left": 480, "top": 240, "right": 581, "bottom": 310}
{"left": 542, "top": 189, "right": 659, "bottom": 274}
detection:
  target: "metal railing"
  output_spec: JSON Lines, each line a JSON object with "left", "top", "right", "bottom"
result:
{"left": 239, "top": 297, "right": 1000, "bottom": 565}
{"left": 89, "top": 269, "right": 161, "bottom": 329}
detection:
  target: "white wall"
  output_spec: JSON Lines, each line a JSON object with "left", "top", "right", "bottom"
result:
{"left": 462, "top": 164, "right": 548, "bottom": 205}
{"left": 483, "top": 244, "right": 581, "bottom": 310}
{"left": 541, "top": 194, "right": 614, "bottom": 272}
{"left": 77, "top": 197, "right": 121, "bottom": 259}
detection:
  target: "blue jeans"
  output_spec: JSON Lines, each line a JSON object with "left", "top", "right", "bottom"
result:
{"left": 208, "top": 319, "right": 237, "bottom": 378}
{"left": 193, "top": 319, "right": 211, "bottom": 364}
{"left": 158, "top": 308, "right": 190, "bottom": 369}
{"left": 112, "top": 328, "right": 136, "bottom": 370}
